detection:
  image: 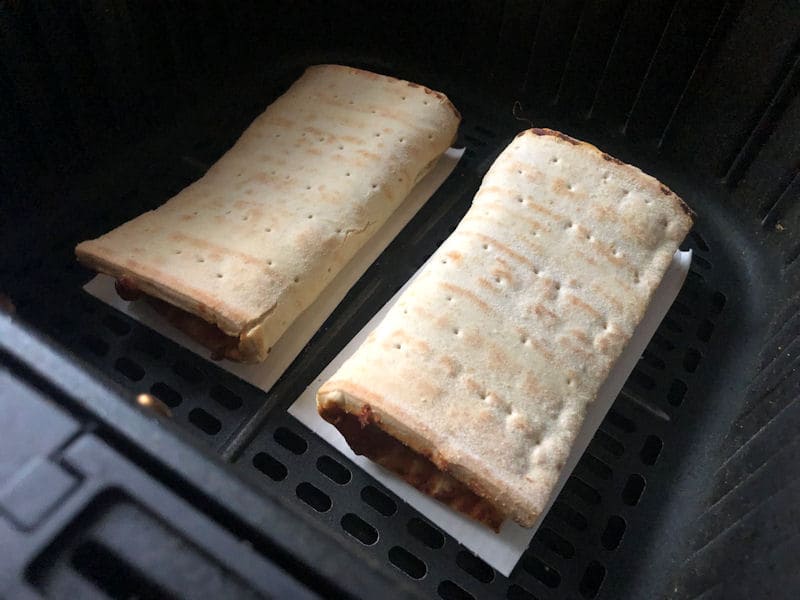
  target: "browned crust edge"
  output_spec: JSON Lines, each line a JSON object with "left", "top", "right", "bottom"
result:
{"left": 311, "top": 64, "right": 462, "bottom": 122}
{"left": 318, "top": 399, "right": 505, "bottom": 531}
{"left": 521, "top": 127, "right": 696, "bottom": 220}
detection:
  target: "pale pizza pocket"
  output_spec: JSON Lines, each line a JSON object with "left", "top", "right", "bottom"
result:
{"left": 317, "top": 128, "right": 693, "bottom": 530}
{"left": 76, "top": 65, "right": 460, "bottom": 362}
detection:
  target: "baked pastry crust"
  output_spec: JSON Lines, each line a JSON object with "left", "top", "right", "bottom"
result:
{"left": 318, "top": 128, "right": 693, "bottom": 528}
{"left": 76, "top": 65, "right": 460, "bottom": 362}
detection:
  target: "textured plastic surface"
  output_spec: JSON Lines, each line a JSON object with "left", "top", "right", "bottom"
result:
{"left": 1, "top": 1, "right": 798, "bottom": 598}
{"left": 0, "top": 353, "right": 320, "bottom": 600}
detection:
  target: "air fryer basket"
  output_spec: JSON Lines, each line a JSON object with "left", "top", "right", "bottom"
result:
{"left": 1, "top": 1, "right": 798, "bottom": 598}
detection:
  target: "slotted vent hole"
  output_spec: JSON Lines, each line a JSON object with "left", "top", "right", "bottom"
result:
{"left": 667, "top": 379, "right": 688, "bottom": 406}
{"left": 456, "top": 550, "right": 494, "bottom": 583}
{"left": 550, "top": 501, "right": 588, "bottom": 531}
{"left": 252, "top": 452, "right": 287, "bottom": 481}
{"left": 565, "top": 477, "right": 601, "bottom": 505}
{"left": 580, "top": 561, "right": 606, "bottom": 598}
{"left": 438, "top": 580, "right": 474, "bottom": 600}
{"left": 606, "top": 409, "right": 636, "bottom": 433}
{"left": 662, "top": 316, "right": 683, "bottom": 333}
{"left": 622, "top": 474, "right": 646, "bottom": 505}
{"left": 80, "top": 334, "right": 108, "bottom": 357}
{"left": 209, "top": 384, "right": 242, "bottom": 410}
{"left": 133, "top": 336, "right": 164, "bottom": 359}
{"left": 690, "top": 230, "right": 710, "bottom": 251}
{"left": 316, "top": 455, "right": 351, "bottom": 484}
{"left": 693, "top": 254, "right": 712, "bottom": 270}
{"left": 102, "top": 314, "right": 131, "bottom": 336}
{"left": 388, "top": 546, "right": 426, "bottom": 580}
{"left": 683, "top": 348, "right": 702, "bottom": 372}
{"left": 172, "top": 360, "right": 203, "bottom": 383}
{"left": 274, "top": 427, "right": 307, "bottom": 454}
{"left": 536, "top": 527, "right": 575, "bottom": 558}
{"left": 150, "top": 382, "right": 181, "bottom": 408}
{"left": 601, "top": 515, "right": 626, "bottom": 550}
{"left": 114, "top": 357, "right": 144, "bottom": 381}
{"left": 407, "top": 517, "right": 445, "bottom": 549}
{"left": 641, "top": 349, "right": 666, "bottom": 370}
{"left": 594, "top": 430, "right": 624, "bottom": 456}
{"left": 188, "top": 408, "right": 221, "bottom": 435}
{"left": 640, "top": 435, "right": 663, "bottom": 465}
{"left": 697, "top": 318, "right": 715, "bottom": 342}
{"left": 361, "top": 486, "right": 397, "bottom": 516}
{"left": 341, "top": 513, "right": 378, "bottom": 545}
{"left": 629, "top": 368, "right": 655, "bottom": 390}
{"left": 711, "top": 291, "right": 727, "bottom": 314}
{"left": 507, "top": 584, "right": 537, "bottom": 600}
{"left": 296, "top": 482, "right": 331, "bottom": 512}
{"left": 580, "top": 454, "right": 612, "bottom": 480}
{"left": 521, "top": 555, "right": 560, "bottom": 588}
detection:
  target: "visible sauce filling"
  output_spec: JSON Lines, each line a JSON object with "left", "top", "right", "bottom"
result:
{"left": 319, "top": 400, "right": 505, "bottom": 531}
{"left": 115, "top": 276, "right": 240, "bottom": 360}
